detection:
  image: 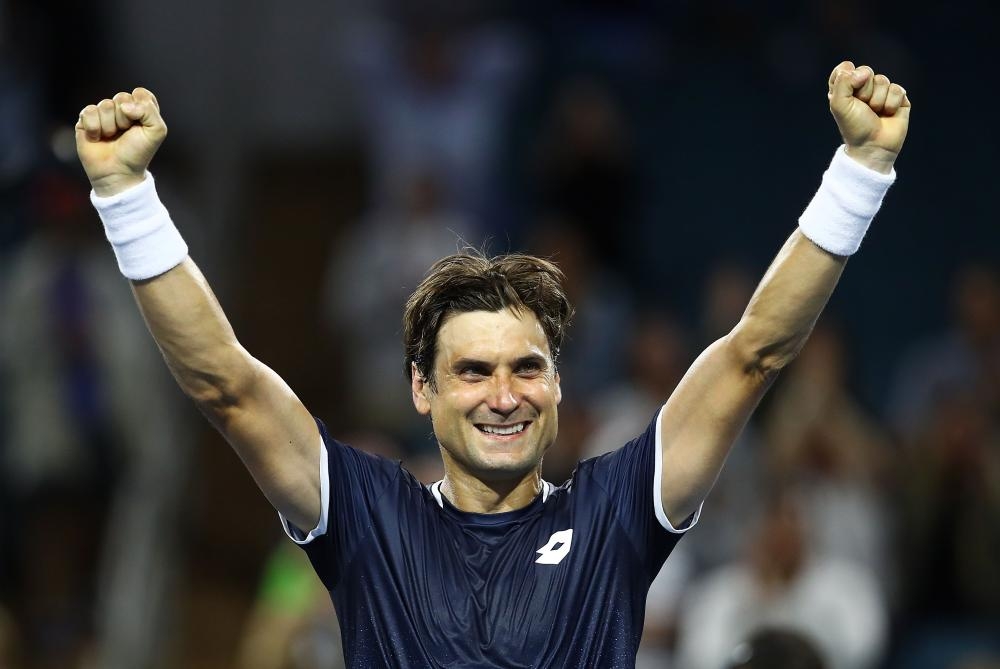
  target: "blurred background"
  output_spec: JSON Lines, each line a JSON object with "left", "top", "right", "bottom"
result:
{"left": 1, "top": 0, "right": 998, "bottom": 668}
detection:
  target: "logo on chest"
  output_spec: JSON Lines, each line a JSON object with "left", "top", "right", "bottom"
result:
{"left": 535, "top": 529, "right": 573, "bottom": 564}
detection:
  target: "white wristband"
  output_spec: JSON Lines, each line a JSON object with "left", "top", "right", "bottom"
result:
{"left": 90, "top": 172, "right": 188, "bottom": 280}
{"left": 798, "top": 145, "right": 896, "bottom": 256}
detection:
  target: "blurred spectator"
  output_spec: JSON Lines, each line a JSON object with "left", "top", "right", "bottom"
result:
{"left": 888, "top": 263, "right": 1000, "bottom": 444}
{"left": 237, "top": 542, "right": 342, "bottom": 669}
{"left": 636, "top": 541, "right": 695, "bottom": 669}
{"left": 581, "top": 309, "right": 689, "bottom": 460}
{"left": 321, "top": 171, "right": 474, "bottom": 451}
{"left": 762, "top": 321, "right": 893, "bottom": 583}
{"left": 698, "top": 261, "right": 756, "bottom": 345}
{"left": 342, "top": 15, "right": 529, "bottom": 233}
{"left": 886, "top": 265, "right": 1000, "bottom": 662}
{"left": 0, "top": 605, "right": 23, "bottom": 669}
{"left": 683, "top": 261, "right": 765, "bottom": 572}
{"left": 0, "top": 166, "right": 188, "bottom": 669}
{"left": 0, "top": 53, "right": 41, "bottom": 186}
{"left": 675, "top": 488, "right": 887, "bottom": 669}
{"left": 895, "top": 385, "right": 1000, "bottom": 635}
{"left": 532, "top": 77, "right": 638, "bottom": 272}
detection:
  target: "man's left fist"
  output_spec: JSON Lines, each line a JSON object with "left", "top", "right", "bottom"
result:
{"left": 828, "top": 61, "right": 911, "bottom": 173}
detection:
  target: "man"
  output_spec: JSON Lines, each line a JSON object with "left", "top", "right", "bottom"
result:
{"left": 75, "top": 61, "right": 909, "bottom": 667}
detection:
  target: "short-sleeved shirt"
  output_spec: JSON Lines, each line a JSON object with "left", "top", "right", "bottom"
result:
{"left": 281, "top": 407, "right": 701, "bottom": 668}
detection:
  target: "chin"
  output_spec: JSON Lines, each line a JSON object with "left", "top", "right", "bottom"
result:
{"left": 471, "top": 452, "right": 540, "bottom": 481}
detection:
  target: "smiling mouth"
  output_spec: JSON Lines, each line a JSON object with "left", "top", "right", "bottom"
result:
{"left": 475, "top": 421, "right": 530, "bottom": 436}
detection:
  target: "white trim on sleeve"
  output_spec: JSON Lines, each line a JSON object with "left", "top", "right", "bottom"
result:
{"left": 279, "top": 434, "right": 330, "bottom": 545}
{"left": 653, "top": 405, "right": 704, "bottom": 534}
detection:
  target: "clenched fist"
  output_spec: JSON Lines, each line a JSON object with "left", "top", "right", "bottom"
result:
{"left": 828, "top": 61, "right": 911, "bottom": 174}
{"left": 75, "top": 88, "right": 167, "bottom": 197}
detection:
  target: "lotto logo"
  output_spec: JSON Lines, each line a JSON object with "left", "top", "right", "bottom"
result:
{"left": 535, "top": 529, "right": 573, "bottom": 564}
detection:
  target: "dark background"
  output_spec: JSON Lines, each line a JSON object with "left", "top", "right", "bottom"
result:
{"left": 1, "top": 1, "right": 998, "bottom": 668}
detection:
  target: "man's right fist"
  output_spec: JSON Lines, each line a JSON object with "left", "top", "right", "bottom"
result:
{"left": 75, "top": 87, "right": 167, "bottom": 197}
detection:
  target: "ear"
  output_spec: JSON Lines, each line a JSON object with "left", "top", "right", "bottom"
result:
{"left": 411, "top": 362, "right": 432, "bottom": 415}
{"left": 554, "top": 370, "right": 562, "bottom": 405}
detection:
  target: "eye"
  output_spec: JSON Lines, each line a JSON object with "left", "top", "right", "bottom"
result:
{"left": 516, "top": 360, "right": 543, "bottom": 376}
{"left": 458, "top": 364, "right": 489, "bottom": 380}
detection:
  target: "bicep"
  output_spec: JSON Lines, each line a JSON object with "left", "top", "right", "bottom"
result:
{"left": 129, "top": 260, "right": 324, "bottom": 531}
{"left": 207, "top": 353, "right": 322, "bottom": 532}
{"left": 657, "top": 336, "right": 772, "bottom": 526}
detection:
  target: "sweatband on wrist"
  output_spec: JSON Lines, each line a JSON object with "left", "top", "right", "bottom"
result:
{"left": 90, "top": 172, "right": 188, "bottom": 280}
{"left": 798, "top": 145, "right": 896, "bottom": 256}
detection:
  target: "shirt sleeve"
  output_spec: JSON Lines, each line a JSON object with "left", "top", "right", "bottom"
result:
{"left": 278, "top": 418, "right": 399, "bottom": 590}
{"left": 584, "top": 405, "right": 704, "bottom": 575}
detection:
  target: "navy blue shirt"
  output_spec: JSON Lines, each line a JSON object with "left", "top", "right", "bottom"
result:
{"left": 281, "top": 407, "right": 701, "bottom": 668}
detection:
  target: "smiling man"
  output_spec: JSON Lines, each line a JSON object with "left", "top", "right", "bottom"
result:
{"left": 75, "top": 60, "right": 909, "bottom": 667}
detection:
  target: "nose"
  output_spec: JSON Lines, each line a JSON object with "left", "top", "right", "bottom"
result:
{"left": 486, "top": 372, "right": 519, "bottom": 416}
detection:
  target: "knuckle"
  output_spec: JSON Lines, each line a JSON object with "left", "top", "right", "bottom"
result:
{"left": 98, "top": 98, "right": 115, "bottom": 109}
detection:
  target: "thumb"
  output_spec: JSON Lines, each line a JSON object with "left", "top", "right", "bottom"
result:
{"left": 121, "top": 87, "right": 166, "bottom": 134}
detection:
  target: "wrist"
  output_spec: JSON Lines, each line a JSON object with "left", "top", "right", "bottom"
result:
{"left": 90, "top": 171, "right": 188, "bottom": 280}
{"left": 797, "top": 145, "right": 896, "bottom": 256}
{"left": 844, "top": 144, "right": 897, "bottom": 175}
{"left": 91, "top": 172, "right": 147, "bottom": 198}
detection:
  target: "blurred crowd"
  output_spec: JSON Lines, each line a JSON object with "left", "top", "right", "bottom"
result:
{"left": 1, "top": 1, "right": 998, "bottom": 668}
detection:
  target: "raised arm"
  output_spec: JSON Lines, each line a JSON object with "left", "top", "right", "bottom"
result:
{"left": 657, "top": 61, "right": 910, "bottom": 526}
{"left": 75, "top": 89, "right": 321, "bottom": 531}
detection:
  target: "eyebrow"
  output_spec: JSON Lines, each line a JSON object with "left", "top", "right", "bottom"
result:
{"left": 450, "top": 354, "right": 548, "bottom": 372}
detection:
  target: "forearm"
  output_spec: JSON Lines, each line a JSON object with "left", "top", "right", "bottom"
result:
{"left": 132, "top": 257, "right": 253, "bottom": 410}
{"left": 731, "top": 139, "right": 897, "bottom": 375}
{"left": 77, "top": 88, "right": 322, "bottom": 531}
{"left": 656, "top": 62, "right": 908, "bottom": 525}
{"left": 730, "top": 230, "right": 845, "bottom": 374}
{"left": 85, "top": 170, "right": 254, "bottom": 411}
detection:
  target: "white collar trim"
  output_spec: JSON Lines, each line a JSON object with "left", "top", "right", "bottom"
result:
{"left": 430, "top": 479, "right": 553, "bottom": 509}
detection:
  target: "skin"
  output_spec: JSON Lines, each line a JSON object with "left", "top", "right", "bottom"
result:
{"left": 75, "top": 60, "right": 909, "bottom": 531}
{"left": 410, "top": 309, "right": 561, "bottom": 513}
{"left": 651, "top": 61, "right": 909, "bottom": 525}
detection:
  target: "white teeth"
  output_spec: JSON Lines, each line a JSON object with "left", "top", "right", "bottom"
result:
{"left": 480, "top": 422, "right": 526, "bottom": 435}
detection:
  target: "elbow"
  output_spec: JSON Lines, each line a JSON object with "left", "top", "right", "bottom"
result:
{"left": 185, "top": 374, "right": 242, "bottom": 415}
{"left": 726, "top": 323, "right": 808, "bottom": 382}
{"left": 175, "top": 345, "right": 257, "bottom": 419}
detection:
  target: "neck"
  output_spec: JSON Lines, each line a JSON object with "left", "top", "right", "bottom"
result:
{"left": 440, "top": 468, "right": 543, "bottom": 514}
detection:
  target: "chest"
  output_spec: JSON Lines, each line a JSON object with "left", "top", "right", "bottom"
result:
{"left": 337, "top": 492, "right": 643, "bottom": 653}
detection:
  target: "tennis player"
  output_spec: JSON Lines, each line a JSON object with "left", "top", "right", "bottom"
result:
{"left": 75, "top": 60, "right": 909, "bottom": 667}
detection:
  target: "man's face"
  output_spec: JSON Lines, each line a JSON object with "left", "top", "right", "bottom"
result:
{"left": 411, "top": 309, "right": 562, "bottom": 483}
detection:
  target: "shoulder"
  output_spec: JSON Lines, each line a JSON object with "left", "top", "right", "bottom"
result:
{"left": 318, "top": 422, "right": 404, "bottom": 477}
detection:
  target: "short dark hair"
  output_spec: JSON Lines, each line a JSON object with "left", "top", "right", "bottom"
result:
{"left": 729, "top": 628, "right": 826, "bottom": 669}
{"left": 403, "top": 250, "right": 574, "bottom": 387}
